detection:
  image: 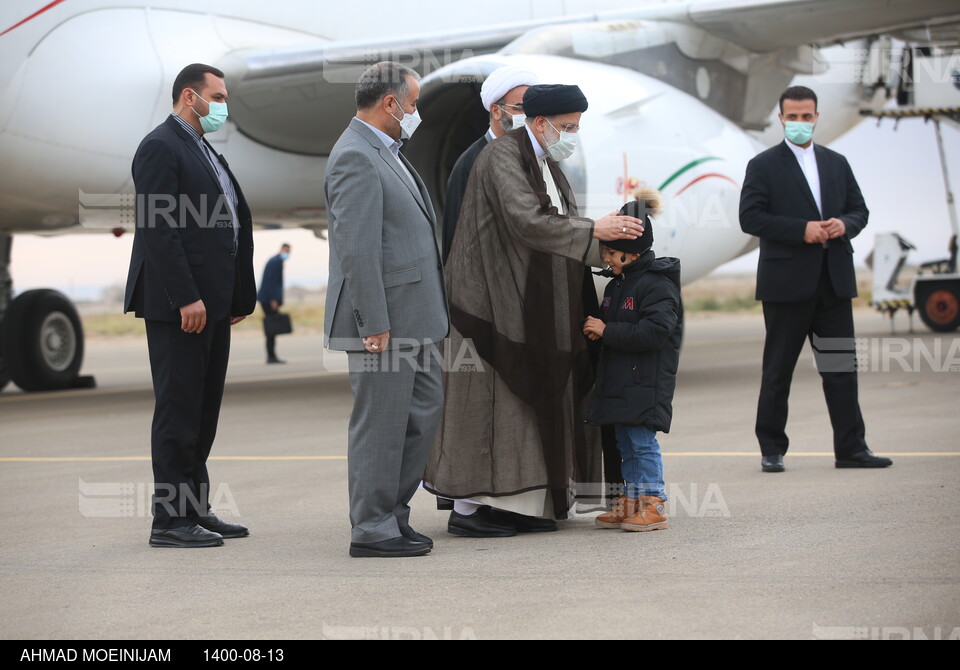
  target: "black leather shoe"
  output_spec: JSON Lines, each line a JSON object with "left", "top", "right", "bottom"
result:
{"left": 448, "top": 506, "right": 516, "bottom": 538}
{"left": 267, "top": 357, "right": 287, "bottom": 365}
{"left": 196, "top": 514, "right": 249, "bottom": 538}
{"left": 436, "top": 496, "right": 454, "bottom": 511}
{"left": 488, "top": 508, "right": 557, "bottom": 533}
{"left": 400, "top": 526, "right": 433, "bottom": 549}
{"left": 149, "top": 524, "right": 223, "bottom": 548}
{"left": 761, "top": 454, "right": 785, "bottom": 473}
{"left": 836, "top": 449, "right": 893, "bottom": 469}
{"left": 349, "top": 536, "right": 431, "bottom": 558}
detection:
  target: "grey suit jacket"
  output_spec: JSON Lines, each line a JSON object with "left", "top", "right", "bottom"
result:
{"left": 324, "top": 117, "right": 449, "bottom": 351}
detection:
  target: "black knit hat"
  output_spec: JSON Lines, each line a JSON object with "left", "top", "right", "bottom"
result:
{"left": 604, "top": 190, "right": 662, "bottom": 254}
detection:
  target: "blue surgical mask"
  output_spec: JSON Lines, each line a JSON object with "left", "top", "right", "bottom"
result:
{"left": 191, "top": 89, "right": 228, "bottom": 134}
{"left": 280, "top": 253, "right": 289, "bottom": 261}
{"left": 784, "top": 121, "right": 814, "bottom": 146}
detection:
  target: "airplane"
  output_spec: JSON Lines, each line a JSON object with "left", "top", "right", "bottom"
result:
{"left": 1, "top": 0, "right": 958, "bottom": 393}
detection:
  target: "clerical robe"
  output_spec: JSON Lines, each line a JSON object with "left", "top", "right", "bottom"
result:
{"left": 424, "top": 126, "right": 604, "bottom": 519}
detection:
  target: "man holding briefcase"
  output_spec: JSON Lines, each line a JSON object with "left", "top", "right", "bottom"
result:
{"left": 258, "top": 243, "right": 291, "bottom": 363}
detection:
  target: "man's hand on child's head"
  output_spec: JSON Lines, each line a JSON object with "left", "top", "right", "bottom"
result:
{"left": 583, "top": 316, "right": 605, "bottom": 340}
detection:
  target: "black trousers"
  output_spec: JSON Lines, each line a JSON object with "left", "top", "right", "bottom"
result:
{"left": 145, "top": 317, "right": 231, "bottom": 529}
{"left": 757, "top": 262, "right": 867, "bottom": 459}
{"left": 260, "top": 301, "right": 278, "bottom": 359}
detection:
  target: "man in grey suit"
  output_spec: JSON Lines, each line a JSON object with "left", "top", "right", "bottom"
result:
{"left": 324, "top": 61, "right": 449, "bottom": 558}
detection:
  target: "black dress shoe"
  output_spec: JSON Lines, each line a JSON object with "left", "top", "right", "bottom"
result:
{"left": 149, "top": 524, "right": 223, "bottom": 548}
{"left": 488, "top": 508, "right": 557, "bottom": 533}
{"left": 196, "top": 514, "right": 249, "bottom": 538}
{"left": 436, "top": 496, "right": 454, "bottom": 511}
{"left": 448, "top": 506, "right": 516, "bottom": 538}
{"left": 349, "top": 536, "right": 431, "bottom": 558}
{"left": 267, "top": 357, "right": 287, "bottom": 364}
{"left": 836, "top": 449, "right": 893, "bottom": 469}
{"left": 761, "top": 454, "right": 785, "bottom": 473}
{"left": 399, "top": 526, "right": 433, "bottom": 549}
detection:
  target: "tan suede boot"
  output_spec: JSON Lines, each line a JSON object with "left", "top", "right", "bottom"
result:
{"left": 594, "top": 496, "right": 639, "bottom": 529}
{"left": 621, "top": 495, "right": 669, "bottom": 532}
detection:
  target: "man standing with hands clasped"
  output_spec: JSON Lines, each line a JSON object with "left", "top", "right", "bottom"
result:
{"left": 739, "top": 85, "right": 892, "bottom": 473}
{"left": 324, "top": 62, "right": 448, "bottom": 558}
{"left": 124, "top": 64, "right": 257, "bottom": 547}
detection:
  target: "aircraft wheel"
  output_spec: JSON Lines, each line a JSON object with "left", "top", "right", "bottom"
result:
{"left": 0, "top": 289, "right": 85, "bottom": 392}
{"left": 916, "top": 280, "right": 960, "bottom": 333}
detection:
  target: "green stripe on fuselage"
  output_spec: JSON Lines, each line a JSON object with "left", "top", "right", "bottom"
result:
{"left": 658, "top": 157, "right": 723, "bottom": 191}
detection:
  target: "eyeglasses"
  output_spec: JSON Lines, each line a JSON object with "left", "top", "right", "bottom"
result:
{"left": 548, "top": 118, "right": 580, "bottom": 134}
{"left": 497, "top": 103, "right": 524, "bottom": 112}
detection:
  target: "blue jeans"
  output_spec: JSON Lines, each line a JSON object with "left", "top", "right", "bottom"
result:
{"left": 614, "top": 425, "right": 666, "bottom": 500}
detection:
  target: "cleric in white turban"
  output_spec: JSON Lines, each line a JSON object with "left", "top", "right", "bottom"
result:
{"left": 440, "top": 65, "right": 540, "bottom": 260}
{"left": 479, "top": 65, "right": 541, "bottom": 115}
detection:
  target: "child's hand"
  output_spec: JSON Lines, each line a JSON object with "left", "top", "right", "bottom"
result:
{"left": 583, "top": 316, "right": 605, "bottom": 341}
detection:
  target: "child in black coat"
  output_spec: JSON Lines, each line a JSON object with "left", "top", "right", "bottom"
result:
{"left": 583, "top": 189, "right": 683, "bottom": 531}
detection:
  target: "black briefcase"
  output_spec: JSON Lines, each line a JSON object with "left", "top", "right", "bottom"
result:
{"left": 263, "top": 312, "right": 293, "bottom": 336}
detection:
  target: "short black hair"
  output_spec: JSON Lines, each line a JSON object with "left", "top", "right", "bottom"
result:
{"left": 172, "top": 63, "right": 225, "bottom": 105}
{"left": 779, "top": 85, "right": 817, "bottom": 113}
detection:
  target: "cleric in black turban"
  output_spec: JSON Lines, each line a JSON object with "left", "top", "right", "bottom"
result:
{"left": 522, "top": 84, "right": 589, "bottom": 118}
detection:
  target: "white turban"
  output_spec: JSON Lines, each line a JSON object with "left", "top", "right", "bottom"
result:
{"left": 480, "top": 66, "right": 540, "bottom": 113}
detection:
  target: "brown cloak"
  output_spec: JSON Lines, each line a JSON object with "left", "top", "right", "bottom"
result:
{"left": 423, "top": 127, "right": 604, "bottom": 519}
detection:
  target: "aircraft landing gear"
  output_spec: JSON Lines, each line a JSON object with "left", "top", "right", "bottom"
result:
{"left": 1, "top": 289, "right": 86, "bottom": 392}
{"left": 0, "top": 235, "right": 92, "bottom": 392}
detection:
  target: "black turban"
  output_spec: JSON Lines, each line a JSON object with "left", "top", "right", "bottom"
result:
{"left": 522, "top": 84, "right": 588, "bottom": 118}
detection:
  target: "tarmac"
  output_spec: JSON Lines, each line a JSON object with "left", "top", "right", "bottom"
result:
{"left": 1, "top": 309, "right": 958, "bottom": 640}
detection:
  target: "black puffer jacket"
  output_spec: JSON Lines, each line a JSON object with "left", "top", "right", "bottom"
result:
{"left": 586, "top": 252, "right": 683, "bottom": 431}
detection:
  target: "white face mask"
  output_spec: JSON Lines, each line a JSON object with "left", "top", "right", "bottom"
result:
{"left": 391, "top": 106, "right": 422, "bottom": 140}
{"left": 497, "top": 103, "right": 525, "bottom": 134}
{"left": 507, "top": 113, "right": 526, "bottom": 131}
{"left": 545, "top": 118, "right": 579, "bottom": 161}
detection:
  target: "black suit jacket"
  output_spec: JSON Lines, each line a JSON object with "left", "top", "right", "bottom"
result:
{"left": 739, "top": 141, "right": 868, "bottom": 302}
{"left": 257, "top": 254, "right": 284, "bottom": 306}
{"left": 124, "top": 115, "right": 257, "bottom": 321}
{"left": 441, "top": 134, "right": 489, "bottom": 262}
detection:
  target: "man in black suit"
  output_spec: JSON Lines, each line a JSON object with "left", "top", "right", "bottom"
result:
{"left": 739, "top": 85, "right": 892, "bottom": 473}
{"left": 124, "top": 64, "right": 257, "bottom": 547}
{"left": 440, "top": 65, "right": 538, "bottom": 261}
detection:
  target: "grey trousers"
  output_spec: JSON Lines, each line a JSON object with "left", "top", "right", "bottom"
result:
{"left": 346, "top": 346, "right": 443, "bottom": 544}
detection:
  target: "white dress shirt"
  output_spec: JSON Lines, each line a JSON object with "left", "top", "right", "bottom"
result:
{"left": 785, "top": 139, "right": 822, "bottom": 217}
{"left": 525, "top": 124, "right": 566, "bottom": 215}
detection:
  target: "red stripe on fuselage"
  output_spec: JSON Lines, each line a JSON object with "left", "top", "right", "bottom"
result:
{"left": 674, "top": 173, "right": 740, "bottom": 196}
{"left": 0, "top": 0, "right": 67, "bottom": 38}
